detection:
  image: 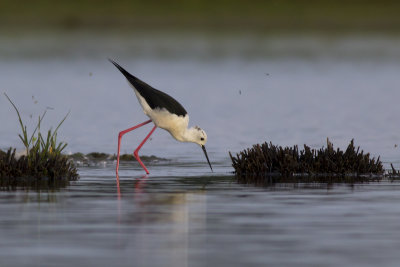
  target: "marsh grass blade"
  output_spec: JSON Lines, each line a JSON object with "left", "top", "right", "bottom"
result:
{"left": 4, "top": 93, "right": 70, "bottom": 160}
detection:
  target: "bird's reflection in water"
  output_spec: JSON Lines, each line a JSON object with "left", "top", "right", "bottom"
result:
{"left": 134, "top": 174, "right": 148, "bottom": 195}
{"left": 116, "top": 174, "right": 148, "bottom": 200}
{"left": 116, "top": 174, "right": 121, "bottom": 199}
{"left": 115, "top": 174, "right": 207, "bottom": 266}
{"left": 116, "top": 174, "right": 148, "bottom": 231}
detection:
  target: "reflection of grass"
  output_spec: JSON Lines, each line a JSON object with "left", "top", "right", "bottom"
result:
{"left": 1, "top": 0, "right": 400, "bottom": 32}
{"left": 0, "top": 94, "right": 78, "bottom": 186}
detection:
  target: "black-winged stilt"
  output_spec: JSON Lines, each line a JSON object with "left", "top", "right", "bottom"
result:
{"left": 110, "top": 59, "right": 213, "bottom": 175}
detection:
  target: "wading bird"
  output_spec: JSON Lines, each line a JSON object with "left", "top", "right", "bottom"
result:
{"left": 110, "top": 59, "right": 213, "bottom": 175}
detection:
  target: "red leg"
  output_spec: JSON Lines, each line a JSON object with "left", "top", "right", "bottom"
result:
{"left": 116, "top": 119, "right": 152, "bottom": 175}
{"left": 134, "top": 125, "right": 157, "bottom": 174}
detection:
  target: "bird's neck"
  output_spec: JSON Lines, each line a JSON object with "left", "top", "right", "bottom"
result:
{"left": 178, "top": 127, "right": 197, "bottom": 143}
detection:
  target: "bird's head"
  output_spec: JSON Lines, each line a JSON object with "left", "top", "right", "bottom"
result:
{"left": 189, "top": 126, "right": 212, "bottom": 172}
{"left": 191, "top": 126, "right": 207, "bottom": 146}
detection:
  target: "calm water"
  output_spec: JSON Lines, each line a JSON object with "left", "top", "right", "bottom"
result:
{"left": 1, "top": 31, "right": 400, "bottom": 266}
{"left": 2, "top": 166, "right": 400, "bottom": 267}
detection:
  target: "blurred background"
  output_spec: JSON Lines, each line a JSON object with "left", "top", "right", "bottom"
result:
{"left": 1, "top": 0, "right": 400, "bottom": 164}
{"left": 1, "top": 0, "right": 400, "bottom": 32}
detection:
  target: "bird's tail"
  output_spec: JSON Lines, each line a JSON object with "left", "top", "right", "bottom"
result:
{"left": 108, "top": 59, "right": 139, "bottom": 82}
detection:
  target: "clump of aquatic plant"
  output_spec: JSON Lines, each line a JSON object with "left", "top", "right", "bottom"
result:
{"left": 4, "top": 93, "right": 68, "bottom": 159}
{"left": 229, "top": 139, "right": 384, "bottom": 184}
{"left": 0, "top": 93, "right": 78, "bottom": 186}
{"left": 0, "top": 147, "right": 78, "bottom": 188}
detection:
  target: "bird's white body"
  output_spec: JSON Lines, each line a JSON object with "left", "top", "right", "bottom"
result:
{"left": 133, "top": 88, "right": 206, "bottom": 144}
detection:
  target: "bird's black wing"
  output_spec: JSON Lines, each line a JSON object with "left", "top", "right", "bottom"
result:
{"left": 109, "top": 59, "right": 187, "bottom": 117}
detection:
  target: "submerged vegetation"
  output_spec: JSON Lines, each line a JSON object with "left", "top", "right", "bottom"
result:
{"left": 68, "top": 152, "right": 167, "bottom": 167}
{"left": 0, "top": 94, "right": 78, "bottom": 188}
{"left": 230, "top": 139, "right": 385, "bottom": 185}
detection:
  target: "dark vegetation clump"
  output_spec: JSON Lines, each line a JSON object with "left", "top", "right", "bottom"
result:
{"left": 86, "top": 152, "right": 109, "bottom": 160}
{"left": 109, "top": 154, "right": 166, "bottom": 162}
{"left": 118, "top": 154, "right": 135, "bottom": 161}
{"left": 0, "top": 93, "right": 79, "bottom": 188}
{"left": 68, "top": 153, "right": 165, "bottom": 163}
{"left": 230, "top": 139, "right": 384, "bottom": 184}
{"left": 68, "top": 152, "right": 85, "bottom": 161}
{"left": 65, "top": 152, "right": 167, "bottom": 167}
{"left": 0, "top": 148, "right": 78, "bottom": 187}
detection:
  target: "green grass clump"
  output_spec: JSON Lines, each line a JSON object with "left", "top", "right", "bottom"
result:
{"left": 0, "top": 93, "right": 79, "bottom": 187}
{"left": 4, "top": 93, "right": 68, "bottom": 157}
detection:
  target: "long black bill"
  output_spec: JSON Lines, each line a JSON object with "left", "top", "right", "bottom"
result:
{"left": 201, "top": 145, "right": 213, "bottom": 172}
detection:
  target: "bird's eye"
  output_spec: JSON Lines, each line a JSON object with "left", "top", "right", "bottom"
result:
{"left": 200, "top": 137, "right": 204, "bottom": 141}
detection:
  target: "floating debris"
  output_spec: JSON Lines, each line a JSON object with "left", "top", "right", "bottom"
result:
{"left": 229, "top": 139, "right": 385, "bottom": 185}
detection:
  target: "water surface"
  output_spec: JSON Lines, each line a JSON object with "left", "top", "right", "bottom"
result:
{"left": 1, "top": 31, "right": 400, "bottom": 266}
{"left": 2, "top": 164, "right": 400, "bottom": 267}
